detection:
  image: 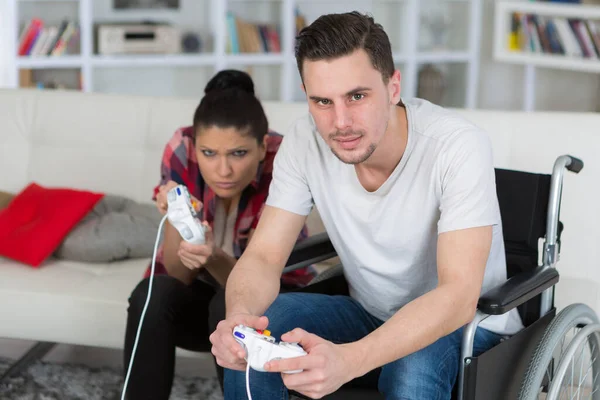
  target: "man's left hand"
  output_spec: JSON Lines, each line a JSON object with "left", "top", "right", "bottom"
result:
{"left": 265, "top": 328, "right": 357, "bottom": 399}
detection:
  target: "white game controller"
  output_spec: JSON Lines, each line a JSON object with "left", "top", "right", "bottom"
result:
{"left": 166, "top": 185, "right": 206, "bottom": 245}
{"left": 233, "top": 325, "right": 307, "bottom": 373}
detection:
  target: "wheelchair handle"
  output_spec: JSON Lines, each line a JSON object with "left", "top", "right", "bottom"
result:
{"left": 545, "top": 154, "right": 583, "bottom": 253}
{"left": 540, "top": 154, "right": 584, "bottom": 319}
{"left": 566, "top": 155, "right": 584, "bottom": 174}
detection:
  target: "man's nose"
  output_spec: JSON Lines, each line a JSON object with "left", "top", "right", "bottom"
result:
{"left": 333, "top": 104, "right": 352, "bottom": 131}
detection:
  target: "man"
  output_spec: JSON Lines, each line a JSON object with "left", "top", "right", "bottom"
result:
{"left": 210, "top": 11, "right": 524, "bottom": 399}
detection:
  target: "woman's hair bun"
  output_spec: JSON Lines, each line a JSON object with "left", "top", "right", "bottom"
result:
{"left": 204, "top": 69, "right": 255, "bottom": 95}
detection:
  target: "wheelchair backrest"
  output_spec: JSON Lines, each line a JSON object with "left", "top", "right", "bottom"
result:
{"left": 495, "top": 168, "right": 559, "bottom": 326}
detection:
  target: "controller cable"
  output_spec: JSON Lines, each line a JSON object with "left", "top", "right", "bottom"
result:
{"left": 120, "top": 212, "right": 255, "bottom": 400}
{"left": 120, "top": 214, "right": 168, "bottom": 400}
{"left": 246, "top": 359, "right": 253, "bottom": 400}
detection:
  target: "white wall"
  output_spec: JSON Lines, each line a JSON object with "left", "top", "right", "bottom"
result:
{"left": 0, "top": 0, "right": 8, "bottom": 88}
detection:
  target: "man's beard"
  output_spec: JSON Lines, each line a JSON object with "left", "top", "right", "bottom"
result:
{"left": 329, "top": 130, "right": 376, "bottom": 165}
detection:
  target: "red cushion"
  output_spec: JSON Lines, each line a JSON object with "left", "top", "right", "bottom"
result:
{"left": 0, "top": 183, "right": 104, "bottom": 267}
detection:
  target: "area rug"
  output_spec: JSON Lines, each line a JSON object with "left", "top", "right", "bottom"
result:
{"left": 0, "top": 357, "right": 223, "bottom": 400}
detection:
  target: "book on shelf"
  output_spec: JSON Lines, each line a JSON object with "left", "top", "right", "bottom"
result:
{"left": 17, "top": 18, "right": 81, "bottom": 57}
{"left": 226, "top": 11, "right": 280, "bottom": 54}
{"left": 508, "top": 12, "right": 600, "bottom": 58}
{"left": 225, "top": 8, "right": 306, "bottom": 54}
{"left": 295, "top": 7, "right": 307, "bottom": 35}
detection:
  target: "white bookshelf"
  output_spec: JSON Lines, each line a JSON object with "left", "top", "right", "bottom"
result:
{"left": 493, "top": 1, "right": 600, "bottom": 111}
{"left": 16, "top": 55, "right": 83, "bottom": 68}
{"left": 5, "top": 0, "right": 484, "bottom": 107}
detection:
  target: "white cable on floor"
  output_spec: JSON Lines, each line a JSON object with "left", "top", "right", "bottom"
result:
{"left": 120, "top": 214, "right": 168, "bottom": 400}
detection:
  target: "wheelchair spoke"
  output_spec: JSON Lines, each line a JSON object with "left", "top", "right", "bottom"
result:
{"left": 558, "top": 378, "right": 569, "bottom": 399}
{"left": 590, "top": 368, "right": 600, "bottom": 398}
{"left": 578, "top": 338, "right": 585, "bottom": 400}
{"left": 576, "top": 346, "right": 599, "bottom": 399}
{"left": 571, "top": 351, "right": 575, "bottom": 399}
{"left": 572, "top": 338, "right": 591, "bottom": 400}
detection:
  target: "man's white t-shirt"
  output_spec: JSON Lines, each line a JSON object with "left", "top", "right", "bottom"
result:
{"left": 266, "top": 98, "right": 523, "bottom": 336}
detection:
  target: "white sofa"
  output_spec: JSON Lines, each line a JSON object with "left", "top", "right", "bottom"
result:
{"left": 0, "top": 88, "right": 598, "bottom": 360}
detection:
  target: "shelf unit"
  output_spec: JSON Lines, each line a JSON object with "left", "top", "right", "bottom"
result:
{"left": 493, "top": 1, "right": 600, "bottom": 111}
{"left": 5, "top": 0, "right": 484, "bottom": 106}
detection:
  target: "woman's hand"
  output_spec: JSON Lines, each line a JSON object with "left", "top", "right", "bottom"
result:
{"left": 155, "top": 180, "right": 201, "bottom": 215}
{"left": 178, "top": 223, "right": 216, "bottom": 270}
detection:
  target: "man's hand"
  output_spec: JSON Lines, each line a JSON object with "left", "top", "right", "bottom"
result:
{"left": 210, "top": 314, "right": 270, "bottom": 371}
{"left": 265, "top": 329, "right": 357, "bottom": 399}
{"left": 177, "top": 223, "right": 215, "bottom": 270}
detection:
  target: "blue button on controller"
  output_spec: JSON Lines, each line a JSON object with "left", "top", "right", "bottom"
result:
{"left": 234, "top": 332, "right": 245, "bottom": 339}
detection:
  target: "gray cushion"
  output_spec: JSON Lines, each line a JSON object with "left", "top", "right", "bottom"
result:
{"left": 54, "top": 194, "right": 163, "bottom": 263}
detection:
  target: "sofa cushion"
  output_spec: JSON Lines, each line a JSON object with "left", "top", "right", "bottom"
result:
{"left": 54, "top": 194, "right": 163, "bottom": 263}
{"left": 0, "top": 256, "right": 149, "bottom": 348}
{"left": 0, "top": 183, "right": 104, "bottom": 267}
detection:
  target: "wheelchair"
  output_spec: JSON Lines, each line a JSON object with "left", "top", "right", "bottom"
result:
{"left": 282, "top": 154, "right": 599, "bottom": 400}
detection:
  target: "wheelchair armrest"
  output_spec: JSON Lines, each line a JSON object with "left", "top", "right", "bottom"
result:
{"left": 282, "top": 232, "right": 337, "bottom": 274}
{"left": 477, "top": 266, "right": 559, "bottom": 315}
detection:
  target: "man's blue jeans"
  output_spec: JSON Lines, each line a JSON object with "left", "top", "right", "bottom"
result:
{"left": 224, "top": 292, "right": 502, "bottom": 400}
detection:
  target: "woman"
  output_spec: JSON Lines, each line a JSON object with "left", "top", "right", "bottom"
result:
{"left": 123, "top": 70, "right": 316, "bottom": 399}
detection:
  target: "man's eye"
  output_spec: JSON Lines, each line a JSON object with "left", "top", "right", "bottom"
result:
{"left": 232, "top": 150, "right": 247, "bottom": 157}
{"left": 202, "top": 150, "right": 215, "bottom": 157}
{"left": 317, "top": 99, "right": 331, "bottom": 106}
{"left": 351, "top": 93, "right": 365, "bottom": 101}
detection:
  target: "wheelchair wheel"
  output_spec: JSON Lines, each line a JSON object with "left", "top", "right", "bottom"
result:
{"left": 546, "top": 322, "right": 600, "bottom": 399}
{"left": 519, "top": 303, "right": 600, "bottom": 400}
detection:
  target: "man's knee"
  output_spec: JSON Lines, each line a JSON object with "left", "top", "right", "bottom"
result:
{"left": 261, "top": 293, "right": 322, "bottom": 337}
{"left": 208, "top": 292, "right": 303, "bottom": 338}
{"left": 378, "top": 330, "right": 462, "bottom": 400}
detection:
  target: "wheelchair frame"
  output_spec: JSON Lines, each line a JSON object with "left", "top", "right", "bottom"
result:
{"left": 458, "top": 155, "right": 584, "bottom": 400}
{"left": 282, "top": 154, "right": 588, "bottom": 400}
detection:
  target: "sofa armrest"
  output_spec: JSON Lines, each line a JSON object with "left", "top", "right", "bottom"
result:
{"left": 477, "top": 266, "right": 559, "bottom": 316}
{"left": 282, "top": 232, "right": 337, "bottom": 274}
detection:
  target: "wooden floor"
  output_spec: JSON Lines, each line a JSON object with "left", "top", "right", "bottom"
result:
{"left": 538, "top": 385, "right": 593, "bottom": 399}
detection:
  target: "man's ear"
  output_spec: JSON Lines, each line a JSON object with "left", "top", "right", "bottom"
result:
{"left": 389, "top": 69, "right": 402, "bottom": 105}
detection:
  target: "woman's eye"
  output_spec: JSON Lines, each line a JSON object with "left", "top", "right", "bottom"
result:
{"left": 232, "top": 150, "right": 247, "bottom": 157}
{"left": 202, "top": 150, "right": 215, "bottom": 157}
{"left": 351, "top": 93, "right": 364, "bottom": 101}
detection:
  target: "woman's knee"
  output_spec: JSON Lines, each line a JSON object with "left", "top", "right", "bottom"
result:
{"left": 208, "top": 288, "right": 226, "bottom": 332}
{"left": 127, "top": 275, "right": 184, "bottom": 317}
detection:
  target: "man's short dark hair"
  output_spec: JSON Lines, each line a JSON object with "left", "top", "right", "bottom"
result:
{"left": 295, "top": 11, "right": 395, "bottom": 84}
